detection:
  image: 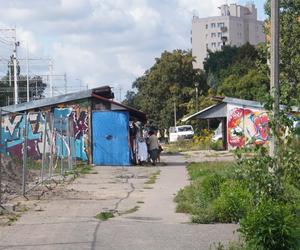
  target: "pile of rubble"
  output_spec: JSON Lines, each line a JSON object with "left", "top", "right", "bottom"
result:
{"left": 0, "top": 155, "right": 38, "bottom": 203}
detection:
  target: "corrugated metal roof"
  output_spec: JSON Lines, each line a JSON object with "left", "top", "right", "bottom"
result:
{"left": 181, "top": 103, "right": 227, "bottom": 122}
{"left": 222, "top": 97, "right": 263, "bottom": 108}
{"left": 181, "top": 96, "right": 299, "bottom": 122}
{"left": 1, "top": 86, "right": 111, "bottom": 114}
{"left": 0, "top": 85, "right": 147, "bottom": 122}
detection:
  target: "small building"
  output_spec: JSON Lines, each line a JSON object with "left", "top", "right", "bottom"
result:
{"left": 0, "top": 86, "right": 146, "bottom": 166}
{"left": 182, "top": 97, "right": 298, "bottom": 150}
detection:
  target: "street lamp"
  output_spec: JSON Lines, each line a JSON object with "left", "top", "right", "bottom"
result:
{"left": 195, "top": 82, "right": 199, "bottom": 112}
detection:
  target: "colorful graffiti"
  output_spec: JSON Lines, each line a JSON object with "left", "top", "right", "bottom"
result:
{"left": 227, "top": 105, "right": 269, "bottom": 148}
{"left": 1, "top": 103, "right": 89, "bottom": 161}
{"left": 53, "top": 106, "right": 88, "bottom": 161}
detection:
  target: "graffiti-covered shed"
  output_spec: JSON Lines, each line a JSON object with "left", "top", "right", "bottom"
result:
{"left": 182, "top": 97, "right": 271, "bottom": 150}
{"left": 1, "top": 86, "right": 146, "bottom": 166}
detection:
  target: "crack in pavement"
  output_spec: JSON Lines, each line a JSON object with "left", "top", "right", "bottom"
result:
{"left": 114, "top": 182, "right": 135, "bottom": 214}
{"left": 91, "top": 177, "right": 136, "bottom": 250}
{"left": 91, "top": 221, "right": 101, "bottom": 250}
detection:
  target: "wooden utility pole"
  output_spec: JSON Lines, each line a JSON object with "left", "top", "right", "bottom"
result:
{"left": 270, "top": 0, "right": 280, "bottom": 157}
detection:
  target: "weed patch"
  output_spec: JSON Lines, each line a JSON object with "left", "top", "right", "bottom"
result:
{"left": 95, "top": 211, "right": 114, "bottom": 221}
{"left": 64, "top": 164, "right": 93, "bottom": 178}
{"left": 144, "top": 170, "right": 160, "bottom": 184}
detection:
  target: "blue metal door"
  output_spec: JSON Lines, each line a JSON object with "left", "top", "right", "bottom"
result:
{"left": 92, "top": 111, "right": 130, "bottom": 166}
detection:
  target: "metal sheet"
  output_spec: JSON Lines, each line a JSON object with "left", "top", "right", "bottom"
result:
{"left": 92, "top": 111, "right": 130, "bottom": 166}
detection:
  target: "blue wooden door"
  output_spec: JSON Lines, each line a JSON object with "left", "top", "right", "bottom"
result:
{"left": 92, "top": 111, "right": 130, "bottom": 166}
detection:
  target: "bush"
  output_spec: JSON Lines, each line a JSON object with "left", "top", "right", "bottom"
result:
{"left": 201, "top": 173, "right": 226, "bottom": 201}
{"left": 213, "top": 180, "right": 253, "bottom": 223}
{"left": 210, "top": 140, "right": 224, "bottom": 151}
{"left": 240, "top": 199, "right": 300, "bottom": 250}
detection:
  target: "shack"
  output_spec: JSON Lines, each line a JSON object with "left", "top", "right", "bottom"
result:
{"left": 182, "top": 97, "right": 278, "bottom": 150}
{"left": 0, "top": 86, "right": 146, "bottom": 166}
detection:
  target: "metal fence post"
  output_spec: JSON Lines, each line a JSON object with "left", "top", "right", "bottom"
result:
{"left": 41, "top": 112, "right": 48, "bottom": 183}
{"left": 67, "top": 117, "right": 72, "bottom": 170}
{"left": 0, "top": 108, "right": 2, "bottom": 206}
{"left": 70, "top": 117, "right": 76, "bottom": 169}
{"left": 22, "top": 113, "right": 28, "bottom": 196}
{"left": 60, "top": 117, "right": 63, "bottom": 175}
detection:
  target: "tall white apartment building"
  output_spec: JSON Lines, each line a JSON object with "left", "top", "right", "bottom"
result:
{"left": 192, "top": 3, "right": 265, "bottom": 69}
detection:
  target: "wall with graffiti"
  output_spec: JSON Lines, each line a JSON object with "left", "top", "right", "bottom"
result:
{"left": 1, "top": 100, "right": 90, "bottom": 161}
{"left": 227, "top": 104, "right": 269, "bottom": 149}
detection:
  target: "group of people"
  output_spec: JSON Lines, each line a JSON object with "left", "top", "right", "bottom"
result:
{"left": 146, "top": 130, "right": 163, "bottom": 166}
{"left": 130, "top": 121, "right": 163, "bottom": 166}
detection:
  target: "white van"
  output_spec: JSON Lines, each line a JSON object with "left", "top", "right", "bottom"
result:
{"left": 169, "top": 125, "right": 194, "bottom": 142}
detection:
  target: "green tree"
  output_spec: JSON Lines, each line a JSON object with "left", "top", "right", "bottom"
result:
{"left": 265, "top": 0, "right": 300, "bottom": 106}
{"left": 126, "top": 50, "right": 208, "bottom": 129}
{"left": 0, "top": 58, "right": 47, "bottom": 106}
{"left": 217, "top": 69, "right": 269, "bottom": 102}
{"left": 203, "top": 43, "right": 263, "bottom": 96}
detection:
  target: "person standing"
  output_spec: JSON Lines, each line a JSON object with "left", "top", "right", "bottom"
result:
{"left": 147, "top": 130, "right": 159, "bottom": 166}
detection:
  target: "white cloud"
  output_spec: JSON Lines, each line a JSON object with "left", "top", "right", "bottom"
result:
{"left": 117, "top": 53, "right": 145, "bottom": 77}
{"left": 0, "top": 0, "right": 265, "bottom": 99}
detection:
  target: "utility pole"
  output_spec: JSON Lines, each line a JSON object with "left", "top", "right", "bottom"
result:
{"left": 13, "top": 39, "right": 19, "bottom": 104}
{"left": 174, "top": 99, "right": 177, "bottom": 127}
{"left": 195, "top": 82, "right": 199, "bottom": 112}
{"left": 49, "top": 59, "right": 53, "bottom": 97}
{"left": 8, "top": 62, "right": 11, "bottom": 86}
{"left": 64, "top": 73, "right": 67, "bottom": 94}
{"left": 26, "top": 43, "right": 29, "bottom": 102}
{"left": 270, "top": 0, "right": 280, "bottom": 157}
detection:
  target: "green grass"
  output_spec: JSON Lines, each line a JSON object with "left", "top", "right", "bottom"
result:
{"left": 187, "top": 162, "right": 233, "bottom": 181}
{"left": 7, "top": 213, "right": 21, "bottom": 226}
{"left": 164, "top": 141, "right": 202, "bottom": 153}
{"left": 144, "top": 170, "right": 161, "bottom": 184}
{"left": 164, "top": 139, "right": 222, "bottom": 153}
{"left": 95, "top": 211, "right": 115, "bottom": 221}
{"left": 174, "top": 161, "right": 235, "bottom": 223}
{"left": 64, "top": 164, "right": 93, "bottom": 177}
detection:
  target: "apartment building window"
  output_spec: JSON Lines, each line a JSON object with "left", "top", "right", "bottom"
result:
{"left": 205, "top": 24, "right": 208, "bottom": 29}
{"left": 206, "top": 43, "right": 208, "bottom": 48}
{"left": 211, "top": 42, "right": 216, "bottom": 48}
{"left": 217, "top": 22, "right": 224, "bottom": 28}
{"left": 218, "top": 32, "right": 222, "bottom": 38}
{"left": 211, "top": 23, "right": 216, "bottom": 28}
{"left": 211, "top": 33, "right": 216, "bottom": 38}
{"left": 218, "top": 42, "right": 222, "bottom": 47}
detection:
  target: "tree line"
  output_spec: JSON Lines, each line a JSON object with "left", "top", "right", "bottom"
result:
{"left": 123, "top": 0, "right": 300, "bottom": 131}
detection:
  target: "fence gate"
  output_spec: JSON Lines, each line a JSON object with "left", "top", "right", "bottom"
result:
{"left": 92, "top": 111, "right": 130, "bottom": 166}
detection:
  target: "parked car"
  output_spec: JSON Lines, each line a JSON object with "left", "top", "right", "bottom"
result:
{"left": 169, "top": 125, "right": 194, "bottom": 142}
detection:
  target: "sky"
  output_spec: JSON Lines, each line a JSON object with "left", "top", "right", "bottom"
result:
{"left": 0, "top": 0, "right": 266, "bottom": 100}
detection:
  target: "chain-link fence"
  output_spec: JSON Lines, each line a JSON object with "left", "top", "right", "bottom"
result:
{"left": 0, "top": 109, "right": 77, "bottom": 206}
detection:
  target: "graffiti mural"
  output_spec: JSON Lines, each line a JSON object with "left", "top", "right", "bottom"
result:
{"left": 1, "top": 113, "right": 46, "bottom": 159}
{"left": 227, "top": 105, "right": 269, "bottom": 149}
{"left": 53, "top": 106, "right": 88, "bottom": 161}
{"left": 0, "top": 102, "right": 89, "bottom": 161}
